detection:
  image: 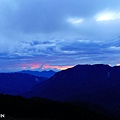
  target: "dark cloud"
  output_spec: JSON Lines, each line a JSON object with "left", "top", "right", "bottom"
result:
{"left": 1, "top": 0, "right": 120, "bottom": 34}
{"left": 1, "top": 0, "right": 120, "bottom": 71}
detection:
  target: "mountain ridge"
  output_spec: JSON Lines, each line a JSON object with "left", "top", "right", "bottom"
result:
{"left": 19, "top": 70, "right": 56, "bottom": 78}
{"left": 22, "top": 64, "right": 120, "bottom": 118}
{"left": 0, "top": 73, "right": 47, "bottom": 95}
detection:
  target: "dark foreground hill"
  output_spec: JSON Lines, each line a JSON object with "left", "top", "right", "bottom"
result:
{"left": 22, "top": 64, "right": 120, "bottom": 118}
{"left": 0, "top": 73, "right": 47, "bottom": 95}
{"left": 0, "top": 94, "right": 116, "bottom": 120}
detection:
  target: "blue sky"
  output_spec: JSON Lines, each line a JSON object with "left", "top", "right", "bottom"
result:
{"left": 0, "top": 0, "right": 120, "bottom": 72}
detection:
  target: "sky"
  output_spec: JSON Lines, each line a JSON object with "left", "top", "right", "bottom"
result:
{"left": 1, "top": 0, "right": 120, "bottom": 72}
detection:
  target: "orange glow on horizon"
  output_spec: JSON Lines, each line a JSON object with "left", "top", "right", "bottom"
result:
{"left": 20, "top": 63, "right": 41, "bottom": 70}
{"left": 42, "top": 64, "right": 73, "bottom": 70}
{"left": 30, "top": 64, "right": 41, "bottom": 69}
{"left": 116, "top": 64, "right": 120, "bottom": 66}
{"left": 19, "top": 63, "right": 73, "bottom": 71}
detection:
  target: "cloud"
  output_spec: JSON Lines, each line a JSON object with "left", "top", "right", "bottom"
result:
{"left": 1, "top": 0, "right": 120, "bottom": 71}
{"left": 0, "top": 0, "right": 120, "bottom": 40}
{"left": 67, "top": 17, "right": 84, "bottom": 25}
{"left": 95, "top": 11, "right": 120, "bottom": 21}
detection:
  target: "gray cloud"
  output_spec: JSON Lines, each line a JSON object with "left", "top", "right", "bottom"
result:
{"left": 1, "top": 0, "right": 120, "bottom": 34}
{"left": 0, "top": 0, "right": 120, "bottom": 71}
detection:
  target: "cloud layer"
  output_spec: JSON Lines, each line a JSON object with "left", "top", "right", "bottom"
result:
{"left": 0, "top": 0, "right": 120, "bottom": 71}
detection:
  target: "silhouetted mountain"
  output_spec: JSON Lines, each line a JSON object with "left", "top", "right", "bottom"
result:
{"left": 0, "top": 94, "right": 116, "bottom": 120}
{"left": 24, "top": 64, "right": 111, "bottom": 99}
{"left": 0, "top": 73, "right": 47, "bottom": 95}
{"left": 22, "top": 64, "right": 120, "bottom": 118}
{"left": 19, "top": 70, "right": 56, "bottom": 78}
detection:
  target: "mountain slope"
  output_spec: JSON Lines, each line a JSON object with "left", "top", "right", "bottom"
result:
{"left": 25, "top": 64, "right": 111, "bottom": 99}
{"left": 22, "top": 64, "right": 120, "bottom": 118}
{"left": 0, "top": 73, "right": 47, "bottom": 95}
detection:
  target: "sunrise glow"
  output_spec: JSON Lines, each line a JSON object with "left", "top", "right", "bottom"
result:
{"left": 42, "top": 64, "right": 73, "bottom": 70}
{"left": 19, "top": 63, "right": 74, "bottom": 71}
{"left": 116, "top": 64, "right": 120, "bottom": 66}
{"left": 20, "top": 63, "right": 41, "bottom": 70}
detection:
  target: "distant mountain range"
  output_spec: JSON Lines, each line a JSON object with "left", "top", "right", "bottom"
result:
{"left": 19, "top": 70, "right": 56, "bottom": 78}
{"left": 0, "top": 64, "right": 120, "bottom": 119}
{"left": 0, "top": 70, "right": 56, "bottom": 95}
{"left": 22, "top": 64, "right": 120, "bottom": 118}
{"left": 0, "top": 73, "right": 47, "bottom": 95}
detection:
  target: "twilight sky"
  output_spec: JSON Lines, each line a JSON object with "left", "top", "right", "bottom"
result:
{"left": 1, "top": 0, "right": 120, "bottom": 72}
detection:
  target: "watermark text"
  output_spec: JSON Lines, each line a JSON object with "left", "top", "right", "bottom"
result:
{"left": 0, "top": 114, "right": 5, "bottom": 118}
